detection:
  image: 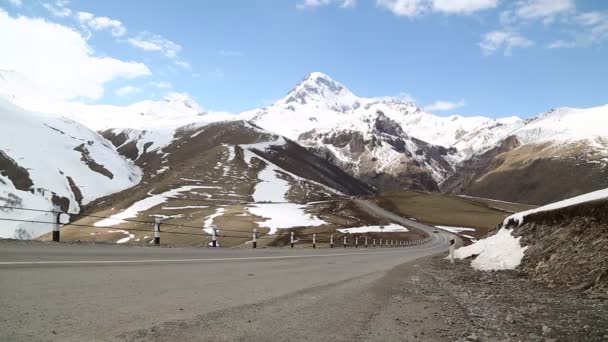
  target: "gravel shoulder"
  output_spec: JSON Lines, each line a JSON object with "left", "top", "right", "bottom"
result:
{"left": 117, "top": 253, "right": 608, "bottom": 342}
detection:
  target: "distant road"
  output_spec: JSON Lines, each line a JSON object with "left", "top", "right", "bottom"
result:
{"left": 354, "top": 199, "right": 437, "bottom": 234}
{"left": 0, "top": 200, "right": 449, "bottom": 341}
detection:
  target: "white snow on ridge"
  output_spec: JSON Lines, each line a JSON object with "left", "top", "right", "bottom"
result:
{"left": 0, "top": 99, "right": 142, "bottom": 238}
{"left": 455, "top": 228, "right": 527, "bottom": 271}
{"left": 338, "top": 224, "right": 409, "bottom": 234}
{"left": 504, "top": 187, "right": 608, "bottom": 227}
{"left": 94, "top": 185, "right": 208, "bottom": 227}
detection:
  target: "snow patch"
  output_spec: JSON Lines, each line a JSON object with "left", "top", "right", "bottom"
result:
{"left": 203, "top": 207, "right": 226, "bottom": 234}
{"left": 94, "top": 186, "right": 209, "bottom": 227}
{"left": 435, "top": 226, "right": 476, "bottom": 233}
{"left": 455, "top": 228, "right": 527, "bottom": 271}
{"left": 338, "top": 224, "right": 409, "bottom": 234}
{"left": 108, "top": 230, "right": 135, "bottom": 244}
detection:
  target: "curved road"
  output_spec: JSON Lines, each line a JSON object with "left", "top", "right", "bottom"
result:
{"left": 0, "top": 200, "right": 451, "bottom": 341}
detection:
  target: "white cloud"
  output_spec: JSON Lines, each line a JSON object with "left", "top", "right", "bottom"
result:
{"left": 42, "top": 0, "right": 72, "bottom": 17}
{"left": 115, "top": 85, "right": 141, "bottom": 97}
{"left": 128, "top": 32, "right": 181, "bottom": 58}
{"left": 479, "top": 30, "right": 533, "bottom": 55}
{"left": 548, "top": 11, "right": 608, "bottom": 48}
{"left": 547, "top": 39, "right": 577, "bottom": 48}
{"left": 515, "top": 0, "right": 574, "bottom": 21}
{"left": 297, "top": 0, "right": 356, "bottom": 9}
{"left": 432, "top": 0, "right": 498, "bottom": 15}
{"left": 0, "top": 9, "right": 150, "bottom": 103}
{"left": 376, "top": 0, "right": 429, "bottom": 17}
{"left": 174, "top": 60, "right": 191, "bottom": 69}
{"left": 76, "top": 11, "right": 126, "bottom": 37}
{"left": 149, "top": 81, "right": 172, "bottom": 89}
{"left": 376, "top": 0, "right": 496, "bottom": 17}
{"left": 424, "top": 99, "right": 465, "bottom": 111}
{"left": 8, "top": 0, "right": 22, "bottom": 7}
{"left": 374, "top": 92, "right": 416, "bottom": 103}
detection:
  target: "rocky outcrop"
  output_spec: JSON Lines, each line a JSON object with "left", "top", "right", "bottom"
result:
{"left": 512, "top": 199, "right": 608, "bottom": 295}
{"left": 0, "top": 150, "right": 33, "bottom": 191}
{"left": 299, "top": 111, "right": 454, "bottom": 192}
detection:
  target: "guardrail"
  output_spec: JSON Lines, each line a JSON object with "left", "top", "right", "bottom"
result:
{"left": 0, "top": 205, "right": 433, "bottom": 248}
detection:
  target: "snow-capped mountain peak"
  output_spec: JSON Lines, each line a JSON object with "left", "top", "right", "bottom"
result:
{"left": 158, "top": 92, "right": 205, "bottom": 114}
{"left": 279, "top": 72, "right": 360, "bottom": 112}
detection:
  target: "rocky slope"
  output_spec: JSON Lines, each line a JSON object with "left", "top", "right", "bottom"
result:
{"left": 506, "top": 190, "right": 608, "bottom": 295}
{"left": 53, "top": 120, "right": 377, "bottom": 246}
{"left": 299, "top": 110, "right": 454, "bottom": 191}
{"left": 459, "top": 188, "right": 608, "bottom": 295}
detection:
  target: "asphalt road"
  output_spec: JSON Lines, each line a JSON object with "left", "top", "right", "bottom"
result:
{"left": 0, "top": 201, "right": 451, "bottom": 341}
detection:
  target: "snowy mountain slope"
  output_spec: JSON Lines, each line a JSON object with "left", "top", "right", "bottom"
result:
{"left": 443, "top": 105, "right": 608, "bottom": 204}
{"left": 299, "top": 110, "right": 455, "bottom": 190}
{"left": 0, "top": 99, "right": 141, "bottom": 239}
{"left": 248, "top": 72, "right": 502, "bottom": 148}
{"left": 54, "top": 120, "right": 374, "bottom": 246}
{"left": 58, "top": 93, "right": 237, "bottom": 161}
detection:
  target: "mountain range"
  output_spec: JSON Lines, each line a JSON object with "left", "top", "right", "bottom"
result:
{"left": 1, "top": 71, "right": 607, "bottom": 239}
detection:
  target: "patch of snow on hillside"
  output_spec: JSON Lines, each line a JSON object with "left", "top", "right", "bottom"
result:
{"left": 338, "top": 224, "right": 409, "bottom": 234}
{"left": 455, "top": 228, "right": 527, "bottom": 271}
{"left": 504, "top": 187, "right": 608, "bottom": 227}
{"left": 108, "top": 230, "right": 135, "bottom": 244}
{"left": 240, "top": 137, "right": 287, "bottom": 164}
{"left": 435, "top": 226, "right": 476, "bottom": 233}
{"left": 245, "top": 156, "right": 326, "bottom": 234}
{"left": 247, "top": 204, "right": 325, "bottom": 235}
{"left": 162, "top": 205, "right": 208, "bottom": 210}
{"left": 252, "top": 165, "right": 290, "bottom": 202}
{"left": 94, "top": 186, "right": 208, "bottom": 227}
{"left": 203, "top": 207, "right": 226, "bottom": 234}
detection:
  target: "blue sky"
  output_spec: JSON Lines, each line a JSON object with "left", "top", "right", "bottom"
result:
{"left": 1, "top": 0, "right": 607, "bottom": 118}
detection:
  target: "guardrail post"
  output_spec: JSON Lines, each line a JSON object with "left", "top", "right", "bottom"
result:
{"left": 154, "top": 218, "right": 161, "bottom": 245}
{"left": 373, "top": 238, "right": 376, "bottom": 247}
{"left": 365, "top": 237, "right": 368, "bottom": 248}
{"left": 312, "top": 233, "right": 316, "bottom": 249}
{"left": 252, "top": 228, "right": 257, "bottom": 249}
{"left": 355, "top": 236, "right": 359, "bottom": 248}
{"left": 379, "top": 238, "right": 382, "bottom": 247}
{"left": 211, "top": 226, "right": 217, "bottom": 247}
{"left": 330, "top": 234, "right": 334, "bottom": 248}
{"left": 290, "top": 231, "right": 295, "bottom": 248}
{"left": 449, "top": 238, "right": 455, "bottom": 264}
{"left": 343, "top": 235, "right": 347, "bottom": 248}
{"left": 53, "top": 212, "right": 63, "bottom": 242}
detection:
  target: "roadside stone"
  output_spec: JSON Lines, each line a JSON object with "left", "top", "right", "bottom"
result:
{"left": 466, "top": 333, "right": 479, "bottom": 341}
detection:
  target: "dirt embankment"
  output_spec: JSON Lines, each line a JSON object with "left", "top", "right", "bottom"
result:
{"left": 511, "top": 199, "right": 608, "bottom": 296}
